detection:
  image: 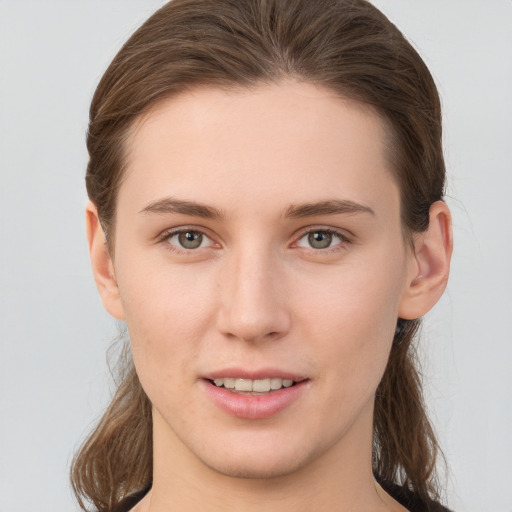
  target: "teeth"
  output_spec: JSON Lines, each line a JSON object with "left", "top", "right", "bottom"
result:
{"left": 252, "top": 378, "right": 270, "bottom": 392}
{"left": 224, "top": 377, "right": 235, "bottom": 389}
{"left": 235, "top": 379, "right": 253, "bottom": 392}
{"left": 212, "top": 377, "right": 296, "bottom": 392}
{"left": 270, "top": 378, "right": 282, "bottom": 390}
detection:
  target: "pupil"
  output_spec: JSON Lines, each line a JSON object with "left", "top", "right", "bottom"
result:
{"left": 308, "top": 231, "right": 332, "bottom": 249}
{"left": 179, "top": 231, "right": 202, "bottom": 249}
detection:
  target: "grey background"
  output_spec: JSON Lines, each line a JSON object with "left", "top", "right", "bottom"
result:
{"left": 1, "top": 1, "right": 511, "bottom": 511}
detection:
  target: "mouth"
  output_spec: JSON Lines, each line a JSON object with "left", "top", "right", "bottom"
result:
{"left": 201, "top": 368, "right": 311, "bottom": 420}
{"left": 208, "top": 377, "right": 297, "bottom": 395}
{"left": 202, "top": 373, "right": 308, "bottom": 419}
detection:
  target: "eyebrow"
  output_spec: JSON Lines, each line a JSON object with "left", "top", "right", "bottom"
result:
{"left": 139, "top": 197, "right": 374, "bottom": 220}
{"left": 284, "top": 199, "right": 375, "bottom": 218}
{"left": 139, "top": 197, "right": 224, "bottom": 219}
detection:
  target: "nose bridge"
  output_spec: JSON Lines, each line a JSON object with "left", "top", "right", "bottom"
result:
{"left": 217, "top": 241, "right": 289, "bottom": 342}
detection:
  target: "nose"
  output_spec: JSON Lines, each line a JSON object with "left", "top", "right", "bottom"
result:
{"left": 215, "top": 248, "right": 291, "bottom": 343}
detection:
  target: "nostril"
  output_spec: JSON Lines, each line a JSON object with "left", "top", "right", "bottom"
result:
{"left": 263, "top": 331, "right": 282, "bottom": 341}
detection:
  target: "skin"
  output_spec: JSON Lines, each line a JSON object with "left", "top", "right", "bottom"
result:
{"left": 87, "top": 81, "right": 452, "bottom": 512}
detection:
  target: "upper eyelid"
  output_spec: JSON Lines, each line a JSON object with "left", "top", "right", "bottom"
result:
{"left": 159, "top": 228, "right": 219, "bottom": 254}
{"left": 156, "top": 225, "right": 353, "bottom": 247}
{"left": 293, "top": 225, "right": 354, "bottom": 242}
{"left": 292, "top": 230, "right": 353, "bottom": 257}
{"left": 159, "top": 225, "right": 215, "bottom": 241}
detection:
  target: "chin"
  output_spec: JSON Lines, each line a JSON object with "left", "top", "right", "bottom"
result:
{"left": 198, "top": 451, "right": 312, "bottom": 481}
{"left": 187, "top": 427, "right": 331, "bottom": 482}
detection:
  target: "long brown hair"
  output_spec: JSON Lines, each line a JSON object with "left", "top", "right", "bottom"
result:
{"left": 72, "top": 0, "right": 446, "bottom": 510}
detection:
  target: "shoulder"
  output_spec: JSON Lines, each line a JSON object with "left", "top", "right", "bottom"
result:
{"left": 379, "top": 479, "right": 452, "bottom": 512}
{"left": 109, "top": 482, "right": 453, "bottom": 512}
{"left": 111, "top": 487, "right": 150, "bottom": 512}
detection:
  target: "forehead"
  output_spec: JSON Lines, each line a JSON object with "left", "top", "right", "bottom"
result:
{"left": 119, "top": 81, "right": 398, "bottom": 220}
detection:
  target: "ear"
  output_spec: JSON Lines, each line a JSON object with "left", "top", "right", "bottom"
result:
{"left": 398, "top": 200, "right": 453, "bottom": 320}
{"left": 85, "top": 201, "right": 126, "bottom": 321}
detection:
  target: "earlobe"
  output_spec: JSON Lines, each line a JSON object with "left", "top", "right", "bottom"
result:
{"left": 85, "top": 201, "right": 126, "bottom": 321}
{"left": 398, "top": 201, "right": 453, "bottom": 320}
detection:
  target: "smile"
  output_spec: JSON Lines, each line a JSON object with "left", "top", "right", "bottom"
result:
{"left": 203, "top": 375, "right": 308, "bottom": 419}
{"left": 211, "top": 377, "right": 296, "bottom": 394}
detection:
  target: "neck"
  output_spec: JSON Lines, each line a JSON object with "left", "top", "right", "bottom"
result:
{"left": 142, "top": 402, "right": 398, "bottom": 512}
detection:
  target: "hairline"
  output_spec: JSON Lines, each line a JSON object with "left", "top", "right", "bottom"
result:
{"left": 104, "top": 79, "right": 412, "bottom": 255}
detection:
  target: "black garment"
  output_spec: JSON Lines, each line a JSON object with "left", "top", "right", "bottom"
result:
{"left": 112, "top": 487, "right": 148, "bottom": 512}
{"left": 113, "top": 482, "right": 452, "bottom": 512}
{"left": 378, "top": 479, "right": 452, "bottom": 512}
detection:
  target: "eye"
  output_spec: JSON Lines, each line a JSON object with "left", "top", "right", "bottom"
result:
{"left": 296, "top": 229, "right": 347, "bottom": 250}
{"left": 165, "top": 230, "right": 213, "bottom": 250}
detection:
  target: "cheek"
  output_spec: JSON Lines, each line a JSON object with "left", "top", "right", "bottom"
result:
{"left": 115, "top": 257, "right": 218, "bottom": 381}
{"left": 297, "top": 253, "right": 403, "bottom": 331}
{"left": 293, "top": 251, "right": 405, "bottom": 391}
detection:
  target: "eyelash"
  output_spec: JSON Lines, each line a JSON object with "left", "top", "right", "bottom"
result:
{"left": 294, "top": 227, "right": 352, "bottom": 254}
{"left": 158, "top": 227, "right": 218, "bottom": 255}
{"left": 158, "top": 226, "right": 352, "bottom": 255}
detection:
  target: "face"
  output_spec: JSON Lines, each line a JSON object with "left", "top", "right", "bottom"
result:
{"left": 108, "top": 82, "right": 417, "bottom": 478}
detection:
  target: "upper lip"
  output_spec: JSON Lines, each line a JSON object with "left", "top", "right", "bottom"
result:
{"left": 203, "top": 368, "right": 307, "bottom": 382}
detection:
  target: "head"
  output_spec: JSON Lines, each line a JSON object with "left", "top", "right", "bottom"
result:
{"left": 73, "top": 1, "right": 452, "bottom": 510}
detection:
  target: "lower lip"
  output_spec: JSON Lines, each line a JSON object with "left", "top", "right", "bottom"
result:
{"left": 202, "top": 380, "right": 308, "bottom": 420}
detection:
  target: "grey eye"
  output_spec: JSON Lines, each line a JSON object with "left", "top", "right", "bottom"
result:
{"left": 177, "top": 231, "right": 203, "bottom": 249}
{"left": 307, "top": 231, "right": 333, "bottom": 249}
